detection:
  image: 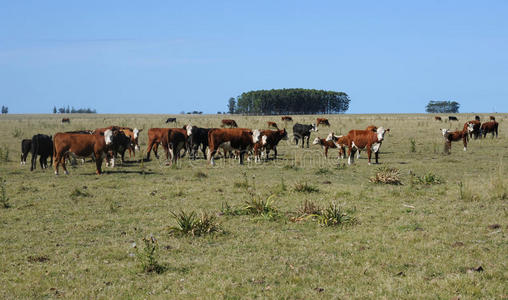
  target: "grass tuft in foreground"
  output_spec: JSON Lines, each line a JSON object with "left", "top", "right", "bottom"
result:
{"left": 293, "top": 182, "right": 320, "bottom": 193}
{"left": 168, "top": 210, "right": 223, "bottom": 236}
{"left": 135, "top": 235, "right": 166, "bottom": 274}
{"left": 317, "top": 202, "right": 357, "bottom": 227}
{"left": 370, "top": 167, "right": 402, "bottom": 185}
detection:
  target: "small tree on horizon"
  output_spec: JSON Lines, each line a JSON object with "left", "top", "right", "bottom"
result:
{"left": 228, "top": 97, "right": 236, "bottom": 114}
{"left": 425, "top": 100, "right": 460, "bottom": 113}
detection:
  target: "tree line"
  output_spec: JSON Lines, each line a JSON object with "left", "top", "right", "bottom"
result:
{"left": 228, "top": 88, "right": 350, "bottom": 115}
{"left": 425, "top": 101, "right": 460, "bottom": 113}
{"left": 1, "top": 106, "right": 7, "bottom": 114}
{"left": 53, "top": 106, "right": 97, "bottom": 114}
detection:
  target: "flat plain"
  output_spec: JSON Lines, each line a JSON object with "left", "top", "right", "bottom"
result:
{"left": 0, "top": 113, "right": 506, "bottom": 299}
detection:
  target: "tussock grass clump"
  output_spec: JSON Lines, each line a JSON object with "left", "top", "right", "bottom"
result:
{"left": 293, "top": 182, "right": 320, "bottom": 193}
{"left": 1, "top": 177, "right": 10, "bottom": 208}
{"left": 11, "top": 128, "right": 23, "bottom": 138}
{"left": 458, "top": 181, "right": 480, "bottom": 201}
{"left": 243, "top": 194, "right": 279, "bottom": 219}
{"left": 0, "top": 145, "right": 9, "bottom": 163}
{"left": 317, "top": 202, "right": 357, "bottom": 227}
{"left": 370, "top": 167, "right": 402, "bottom": 185}
{"left": 290, "top": 199, "right": 322, "bottom": 222}
{"left": 220, "top": 202, "right": 245, "bottom": 216}
{"left": 412, "top": 172, "right": 443, "bottom": 185}
{"left": 70, "top": 187, "right": 91, "bottom": 199}
{"left": 409, "top": 138, "right": 416, "bottom": 153}
{"left": 194, "top": 171, "right": 208, "bottom": 179}
{"left": 135, "top": 235, "right": 166, "bottom": 274}
{"left": 168, "top": 210, "right": 223, "bottom": 237}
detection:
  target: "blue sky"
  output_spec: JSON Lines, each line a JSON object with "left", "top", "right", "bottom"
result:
{"left": 1, "top": 1, "right": 507, "bottom": 114}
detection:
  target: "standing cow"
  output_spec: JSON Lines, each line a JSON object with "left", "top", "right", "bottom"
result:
{"left": 20, "top": 139, "right": 32, "bottom": 165}
{"left": 341, "top": 127, "right": 390, "bottom": 165}
{"left": 207, "top": 128, "right": 260, "bottom": 165}
{"left": 292, "top": 123, "right": 317, "bottom": 148}
{"left": 30, "top": 134, "right": 53, "bottom": 171}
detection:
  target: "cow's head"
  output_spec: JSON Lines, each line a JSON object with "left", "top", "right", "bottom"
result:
{"left": 325, "top": 132, "right": 336, "bottom": 142}
{"left": 311, "top": 123, "right": 318, "bottom": 132}
{"left": 252, "top": 129, "right": 261, "bottom": 144}
{"left": 133, "top": 128, "right": 141, "bottom": 150}
{"left": 376, "top": 127, "right": 389, "bottom": 142}
{"left": 312, "top": 137, "right": 321, "bottom": 145}
{"left": 186, "top": 124, "right": 193, "bottom": 137}
{"left": 104, "top": 129, "right": 114, "bottom": 145}
{"left": 467, "top": 123, "right": 475, "bottom": 133}
{"left": 440, "top": 128, "right": 449, "bottom": 136}
{"left": 261, "top": 135, "right": 268, "bottom": 146}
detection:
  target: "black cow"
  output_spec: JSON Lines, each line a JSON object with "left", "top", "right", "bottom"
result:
{"left": 185, "top": 125, "right": 211, "bottom": 159}
{"left": 449, "top": 116, "right": 458, "bottom": 121}
{"left": 107, "top": 131, "right": 133, "bottom": 164}
{"left": 166, "top": 118, "right": 177, "bottom": 124}
{"left": 292, "top": 123, "right": 318, "bottom": 148}
{"left": 21, "top": 139, "right": 32, "bottom": 165}
{"left": 475, "top": 115, "right": 480, "bottom": 121}
{"left": 30, "top": 134, "right": 53, "bottom": 171}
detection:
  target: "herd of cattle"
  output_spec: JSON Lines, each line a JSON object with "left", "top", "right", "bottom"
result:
{"left": 18, "top": 115, "right": 499, "bottom": 175}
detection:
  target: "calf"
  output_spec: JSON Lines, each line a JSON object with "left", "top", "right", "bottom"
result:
{"left": 208, "top": 128, "right": 260, "bottom": 165}
{"left": 30, "top": 134, "right": 53, "bottom": 171}
{"left": 343, "top": 127, "right": 390, "bottom": 165}
{"left": 464, "top": 120, "right": 481, "bottom": 139}
{"left": 312, "top": 137, "right": 337, "bottom": 158}
{"left": 254, "top": 129, "right": 288, "bottom": 161}
{"left": 293, "top": 123, "right": 318, "bottom": 148}
{"left": 316, "top": 118, "right": 330, "bottom": 127}
{"left": 481, "top": 121, "right": 498, "bottom": 138}
{"left": 325, "top": 133, "right": 361, "bottom": 159}
{"left": 448, "top": 116, "right": 458, "bottom": 121}
{"left": 281, "top": 116, "right": 293, "bottom": 122}
{"left": 435, "top": 116, "right": 442, "bottom": 121}
{"left": 21, "top": 139, "right": 32, "bottom": 165}
{"left": 53, "top": 129, "right": 116, "bottom": 175}
{"left": 440, "top": 123, "right": 474, "bottom": 154}
{"left": 61, "top": 118, "right": 70, "bottom": 123}
{"left": 186, "top": 125, "right": 212, "bottom": 159}
{"left": 221, "top": 119, "right": 238, "bottom": 128}
{"left": 267, "top": 121, "right": 279, "bottom": 129}
{"left": 166, "top": 118, "right": 177, "bottom": 124}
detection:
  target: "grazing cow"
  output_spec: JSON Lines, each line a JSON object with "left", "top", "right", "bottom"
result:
{"left": 435, "top": 116, "right": 442, "bottom": 121}
{"left": 221, "top": 119, "right": 238, "bottom": 128}
{"left": 464, "top": 120, "right": 481, "bottom": 139}
{"left": 161, "top": 129, "right": 187, "bottom": 164}
{"left": 53, "top": 129, "right": 117, "bottom": 175}
{"left": 267, "top": 121, "right": 279, "bottom": 129}
{"left": 481, "top": 121, "right": 498, "bottom": 138}
{"left": 342, "top": 127, "right": 390, "bottom": 165}
{"left": 489, "top": 116, "right": 496, "bottom": 121}
{"left": 61, "top": 118, "right": 70, "bottom": 123}
{"left": 441, "top": 123, "right": 474, "bottom": 154}
{"left": 448, "top": 116, "right": 458, "bottom": 121}
{"left": 475, "top": 115, "right": 481, "bottom": 121}
{"left": 293, "top": 123, "right": 317, "bottom": 148}
{"left": 312, "top": 137, "right": 337, "bottom": 158}
{"left": 365, "top": 125, "right": 378, "bottom": 132}
{"left": 254, "top": 129, "right": 288, "bottom": 161}
{"left": 281, "top": 116, "right": 293, "bottom": 122}
{"left": 146, "top": 128, "right": 187, "bottom": 160}
{"left": 207, "top": 128, "right": 260, "bottom": 165}
{"left": 316, "top": 118, "right": 330, "bottom": 127}
{"left": 166, "top": 118, "right": 177, "bottom": 124}
{"left": 186, "top": 125, "right": 212, "bottom": 159}
{"left": 20, "top": 139, "right": 32, "bottom": 165}
{"left": 30, "top": 134, "right": 53, "bottom": 171}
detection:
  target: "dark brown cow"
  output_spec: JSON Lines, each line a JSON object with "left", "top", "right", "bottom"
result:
{"left": 435, "top": 116, "right": 442, "bottom": 121}
{"left": 106, "top": 126, "right": 142, "bottom": 158}
{"left": 21, "top": 139, "right": 32, "bottom": 165}
{"left": 161, "top": 129, "right": 187, "bottom": 165}
{"left": 449, "top": 116, "right": 458, "bottom": 121}
{"left": 221, "top": 119, "right": 238, "bottom": 128}
{"left": 281, "top": 116, "right": 293, "bottom": 122}
{"left": 489, "top": 116, "right": 496, "bottom": 121}
{"left": 53, "top": 129, "right": 116, "bottom": 175}
{"left": 341, "top": 127, "right": 390, "bottom": 165}
{"left": 61, "top": 118, "right": 70, "bottom": 123}
{"left": 253, "top": 129, "right": 288, "bottom": 161}
{"left": 316, "top": 118, "right": 330, "bottom": 126}
{"left": 146, "top": 128, "right": 187, "bottom": 160}
{"left": 267, "top": 121, "right": 279, "bottom": 129}
{"left": 481, "top": 121, "right": 498, "bottom": 138}
{"left": 440, "top": 124, "right": 474, "bottom": 154}
{"left": 464, "top": 120, "right": 481, "bottom": 139}
{"left": 208, "top": 128, "right": 260, "bottom": 165}
{"left": 474, "top": 115, "right": 480, "bottom": 121}
{"left": 312, "top": 137, "right": 337, "bottom": 158}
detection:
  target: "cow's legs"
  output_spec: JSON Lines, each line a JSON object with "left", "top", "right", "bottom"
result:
{"left": 146, "top": 140, "right": 157, "bottom": 160}
{"left": 306, "top": 136, "right": 310, "bottom": 148}
{"left": 207, "top": 148, "right": 217, "bottom": 166}
{"left": 374, "top": 151, "right": 379, "bottom": 164}
{"left": 61, "top": 154, "right": 69, "bottom": 175}
{"left": 367, "top": 148, "right": 372, "bottom": 165}
{"left": 94, "top": 152, "right": 103, "bottom": 175}
{"left": 463, "top": 136, "right": 467, "bottom": 151}
{"left": 348, "top": 147, "right": 355, "bottom": 165}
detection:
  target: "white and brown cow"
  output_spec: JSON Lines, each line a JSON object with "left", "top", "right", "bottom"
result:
{"left": 341, "top": 127, "right": 390, "bottom": 165}
{"left": 253, "top": 129, "right": 288, "bottom": 161}
{"left": 207, "top": 128, "right": 260, "bottom": 165}
{"left": 313, "top": 137, "right": 337, "bottom": 159}
{"left": 440, "top": 123, "right": 474, "bottom": 154}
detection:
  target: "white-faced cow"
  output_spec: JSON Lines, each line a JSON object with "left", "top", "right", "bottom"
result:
{"left": 186, "top": 124, "right": 213, "bottom": 159}
{"left": 440, "top": 123, "right": 474, "bottom": 154}
{"left": 253, "top": 129, "right": 288, "bottom": 161}
{"left": 312, "top": 137, "right": 337, "bottom": 158}
{"left": 207, "top": 128, "right": 260, "bottom": 166}
{"left": 292, "top": 123, "right": 318, "bottom": 148}
{"left": 342, "top": 127, "right": 390, "bottom": 165}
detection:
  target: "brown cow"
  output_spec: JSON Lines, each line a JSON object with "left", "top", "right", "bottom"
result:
{"left": 434, "top": 116, "right": 442, "bottom": 121}
{"left": 61, "top": 118, "right": 70, "bottom": 123}
{"left": 53, "top": 128, "right": 117, "bottom": 175}
{"left": 146, "top": 128, "right": 187, "bottom": 160}
{"left": 341, "top": 127, "right": 390, "bottom": 165}
{"left": 208, "top": 128, "right": 260, "bottom": 165}
{"left": 161, "top": 129, "right": 187, "bottom": 165}
{"left": 267, "top": 121, "right": 279, "bottom": 129}
{"left": 325, "top": 133, "right": 361, "bottom": 159}
{"left": 221, "top": 119, "right": 238, "bottom": 128}
{"left": 312, "top": 137, "right": 337, "bottom": 158}
{"left": 489, "top": 116, "right": 496, "bottom": 121}
{"left": 464, "top": 120, "right": 481, "bottom": 139}
{"left": 253, "top": 129, "right": 288, "bottom": 161}
{"left": 365, "top": 125, "right": 378, "bottom": 132}
{"left": 106, "top": 126, "right": 142, "bottom": 158}
{"left": 281, "top": 116, "right": 293, "bottom": 122}
{"left": 316, "top": 118, "right": 330, "bottom": 127}
{"left": 481, "top": 121, "right": 498, "bottom": 138}
{"left": 440, "top": 124, "right": 474, "bottom": 154}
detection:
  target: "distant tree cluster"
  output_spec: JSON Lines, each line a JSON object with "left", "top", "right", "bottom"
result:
{"left": 232, "top": 89, "right": 350, "bottom": 115}
{"left": 1, "top": 106, "right": 7, "bottom": 114}
{"left": 53, "top": 106, "right": 96, "bottom": 114}
{"left": 180, "top": 111, "right": 203, "bottom": 115}
{"left": 425, "top": 101, "right": 460, "bottom": 113}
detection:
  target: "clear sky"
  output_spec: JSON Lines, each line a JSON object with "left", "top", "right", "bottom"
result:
{"left": 1, "top": 1, "right": 507, "bottom": 114}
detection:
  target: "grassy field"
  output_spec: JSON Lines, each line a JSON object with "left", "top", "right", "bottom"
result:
{"left": 0, "top": 113, "right": 507, "bottom": 299}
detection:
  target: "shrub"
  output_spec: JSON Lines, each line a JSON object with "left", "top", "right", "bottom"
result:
{"left": 293, "top": 182, "right": 319, "bottom": 193}
{"left": 135, "top": 235, "right": 166, "bottom": 274}
{"left": 317, "top": 202, "right": 357, "bottom": 227}
{"left": 370, "top": 167, "right": 402, "bottom": 185}
{"left": 168, "top": 210, "right": 222, "bottom": 237}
